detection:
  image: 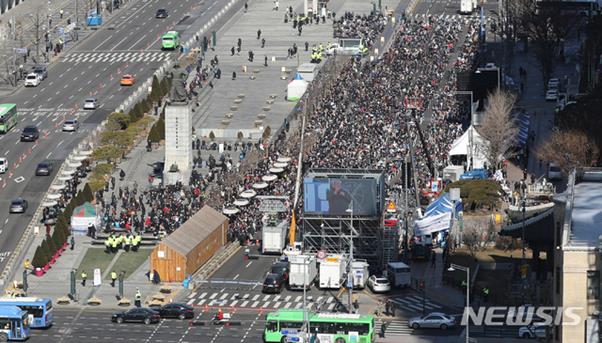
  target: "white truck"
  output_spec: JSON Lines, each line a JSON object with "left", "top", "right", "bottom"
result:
{"left": 319, "top": 255, "right": 346, "bottom": 289}
{"left": 289, "top": 255, "right": 318, "bottom": 290}
{"left": 460, "top": 0, "right": 474, "bottom": 14}
{"left": 261, "top": 219, "right": 287, "bottom": 254}
{"left": 351, "top": 259, "right": 370, "bottom": 289}
{"left": 387, "top": 261, "right": 411, "bottom": 288}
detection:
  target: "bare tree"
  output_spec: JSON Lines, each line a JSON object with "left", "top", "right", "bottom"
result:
{"left": 28, "top": 8, "right": 45, "bottom": 58}
{"left": 536, "top": 130, "right": 599, "bottom": 174}
{"left": 478, "top": 89, "right": 518, "bottom": 169}
{"left": 462, "top": 217, "right": 494, "bottom": 257}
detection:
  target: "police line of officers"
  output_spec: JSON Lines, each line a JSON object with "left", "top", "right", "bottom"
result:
{"left": 310, "top": 42, "right": 368, "bottom": 63}
{"left": 104, "top": 233, "right": 142, "bottom": 253}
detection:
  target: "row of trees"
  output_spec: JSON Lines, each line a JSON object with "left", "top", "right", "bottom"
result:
{"left": 31, "top": 183, "right": 95, "bottom": 269}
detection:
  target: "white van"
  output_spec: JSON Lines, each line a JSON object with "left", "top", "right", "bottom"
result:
{"left": 297, "top": 63, "right": 318, "bottom": 82}
{"left": 547, "top": 163, "right": 562, "bottom": 180}
{"left": 0, "top": 157, "right": 6, "bottom": 173}
{"left": 387, "top": 262, "right": 411, "bottom": 288}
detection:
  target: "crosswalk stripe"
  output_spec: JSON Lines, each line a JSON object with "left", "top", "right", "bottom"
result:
{"left": 262, "top": 301, "right": 270, "bottom": 308}
{"left": 327, "top": 303, "right": 335, "bottom": 311}
{"left": 273, "top": 295, "right": 281, "bottom": 302}
{"left": 326, "top": 296, "right": 334, "bottom": 303}
{"left": 294, "top": 303, "right": 303, "bottom": 309}
{"left": 274, "top": 301, "right": 282, "bottom": 308}
{"left": 316, "top": 296, "right": 323, "bottom": 303}
{"left": 263, "top": 295, "right": 270, "bottom": 301}
{"left": 230, "top": 300, "right": 239, "bottom": 307}
{"left": 294, "top": 296, "right": 302, "bottom": 303}
{"left": 197, "top": 299, "right": 206, "bottom": 306}
{"left": 209, "top": 293, "right": 218, "bottom": 299}
{"left": 252, "top": 294, "right": 260, "bottom": 301}
{"left": 199, "top": 292, "right": 207, "bottom": 299}
{"left": 220, "top": 293, "right": 229, "bottom": 300}
{"left": 187, "top": 299, "right": 195, "bottom": 305}
{"left": 241, "top": 300, "right": 249, "bottom": 307}
{"left": 251, "top": 301, "right": 260, "bottom": 307}
{"left": 284, "top": 302, "right": 292, "bottom": 308}
{"left": 284, "top": 295, "right": 291, "bottom": 302}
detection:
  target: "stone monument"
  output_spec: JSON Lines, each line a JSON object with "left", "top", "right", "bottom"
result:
{"left": 163, "top": 67, "right": 193, "bottom": 185}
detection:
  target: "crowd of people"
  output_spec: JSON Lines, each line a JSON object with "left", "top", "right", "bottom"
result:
{"left": 87, "top": 12, "right": 480, "bottom": 247}
{"left": 333, "top": 12, "right": 388, "bottom": 48}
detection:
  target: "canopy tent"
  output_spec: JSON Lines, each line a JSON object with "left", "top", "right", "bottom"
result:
{"left": 424, "top": 192, "right": 463, "bottom": 217}
{"left": 286, "top": 73, "right": 308, "bottom": 102}
{"left": 415, "top": 212, "right": 451, "bottom": 236}
{"left": 448, "top": 125, "right": 489, "bottom": 170}
{"left": 70, "top": 202, "right": 100, "bottom": 233}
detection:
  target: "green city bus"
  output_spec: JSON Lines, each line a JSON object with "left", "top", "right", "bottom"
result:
{"left": 264, "top": 309, "right": 375, "bottom": 343}
{"left": 0, "top": 104, "right": 17, "bottom": 134}
{"left": 161, "top": 31, "right": 180, "bottom": 50}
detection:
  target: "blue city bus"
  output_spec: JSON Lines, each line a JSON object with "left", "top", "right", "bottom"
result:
{"left": 0, "top": 306, "right": 30, "bottom": 340}
{"left": 0, "top": 297, "right": 53, "bottom": 328}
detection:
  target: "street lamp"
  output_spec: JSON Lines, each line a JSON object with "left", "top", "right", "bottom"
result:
{"left": 346, "top": 200, "right": 356, "bottom": 314}
{"left": 448, "top": 263, "right": 470, "bottom": 343}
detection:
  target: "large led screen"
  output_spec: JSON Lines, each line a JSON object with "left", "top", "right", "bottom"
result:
{"left": 303, "top": 178, "right": 378, "bottom": 216}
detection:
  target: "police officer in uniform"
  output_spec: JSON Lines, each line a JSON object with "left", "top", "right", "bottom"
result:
{"left": 111, "top": 271, "right": 118, "bottom": 287}
{"left": 81, "top": 270, "right": 87, "bottom": 286}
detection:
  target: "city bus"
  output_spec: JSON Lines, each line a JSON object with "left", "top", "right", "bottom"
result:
{"left": 0, "top": 104, "right": 17, "bottom": 134}
{"left": 264, "top": 309, "right": 375, "bottom": 343}
{"left": 0, "top": 306, "right": 30, "bottom": 341}
{"left": 0, "top": 297, "right": 53, "bottom": 328}
{"left": 161, "top": 31, "right": 180, "bottom": 50}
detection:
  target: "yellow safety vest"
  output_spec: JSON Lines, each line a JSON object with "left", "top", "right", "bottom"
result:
{"left": 111, "top": 272, "right": 118, "bottom": 280}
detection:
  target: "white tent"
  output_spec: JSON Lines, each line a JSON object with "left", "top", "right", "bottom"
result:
{"left": 286, "top": 73, "right": 308, "bottom": 102}
{"left": 70, "top": 202, "right": 101, "bottom": 234}
{"left": 448, "top": 125, "right": 489, "bottom": 169}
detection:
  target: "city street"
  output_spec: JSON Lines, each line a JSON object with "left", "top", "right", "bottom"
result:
{"left": 0, "top": 0, "right": 235, "bottom": 276}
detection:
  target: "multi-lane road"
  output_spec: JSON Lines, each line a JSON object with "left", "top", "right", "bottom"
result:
{"left": 0, "top": 0, "right": 232, "bottom": 276}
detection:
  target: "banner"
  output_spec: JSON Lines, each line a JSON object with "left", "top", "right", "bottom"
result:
{"left": 414, "top": 212, "right": 451, "bottom": 236}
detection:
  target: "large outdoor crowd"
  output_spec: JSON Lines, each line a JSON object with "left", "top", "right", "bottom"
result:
{"left": 90, "top": 12, "right": 479, "bottom": 245}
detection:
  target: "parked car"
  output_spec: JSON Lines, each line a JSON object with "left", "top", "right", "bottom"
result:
{"left": 150, "top": 303, "right": 194, "bottom": 320}
{"left": 9, "top": 198, "right": 28, "bottom": 213}
{"left": 35, "top": 162, "right": 54, "bottom": 176}
{"left": 547, "top": 163, "right": 562, "bottom": 180}
{"left": 367, "top": 275, "right": 391, "bottom": 293}
{"left": 545, "top": 89, "right": 558, "bottom": 101}
{"left": 518, "top": 323, "right": 549, "bottom": 339}
{"left": 155, "top": 8, "right": 168, "bottom": 18}
{"left": 0, "top": 157, "right": 6, "bottom": 174}
{"left": 262, "top": 272, "right": 286, "bottom": 294}
{"left": 83, "top": 98, "right": 97, "bottom": 110}
{"left": 20, "top": 126, "right": 39, "bottom": 142}
{"left": 33, "top": 65, "right": 48, "bottom": 80}
{"left": 151, "top": 161, "right": 165, "bottom": 178}
{"left": 270, "top": 261, "right": 290, "bottom": 283}
{"left": 24, "top": 73, "right": 40, "bottom": 87}
{"left": 111, "top": 308, "right": 160, "bottom": 324}
{"left": 408, "top": 312, "right": 456, "bottom": 330}
{"left": 120, "top": 74, "right": 135, "bottom": 86}
{"left": 62, "top": 119, "right": 80, "bottom": 132}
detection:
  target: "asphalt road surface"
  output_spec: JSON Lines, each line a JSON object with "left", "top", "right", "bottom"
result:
{"left": 0, "top": 0, "right": 229, "bottom": 276}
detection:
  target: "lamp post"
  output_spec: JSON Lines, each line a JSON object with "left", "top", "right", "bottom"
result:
{"left": 346, "top": 200, "right": 355, "bottom": 314}
{"left": 448, "top": 264, "right": 469, "bottom": 343}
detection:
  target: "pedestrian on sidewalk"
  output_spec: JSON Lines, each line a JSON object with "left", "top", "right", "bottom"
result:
{"left": 231, "top": 46, "right": 235, "bottom": 56}
{"left": 257, "top": 29, "right": 261, "bottom": 39}
{"left": 81, "top": 270, "right": 87, "bottom": 286}
{"left": 264, "top": 56, "right": 268, "bottom": 67}
{"left": 431, "top": 250, "right": 436, "bottom": 268}
{"left": 135, "top": 288, "right": 142, "bottom": 307}
{"left": 305, "top": 41, "right": 309, "bottom": 51}
{"left": 244, "top": 2, "right": 248, "bottom": 12}
{"left": 60, "top": 9, "right": 64, "bottom": 19}
{"left": 111, "top": 271, "right": 117, "bottom": 287}
{"left": 261, "top": 38, "right": 265, "bottom": 48}
{"left": 70, "top": 235, "right": 75, "bottom": 250}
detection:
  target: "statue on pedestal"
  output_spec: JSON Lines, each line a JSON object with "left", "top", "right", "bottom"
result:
{"left": 168, "top": 66, "right": 189, "bottom": 103}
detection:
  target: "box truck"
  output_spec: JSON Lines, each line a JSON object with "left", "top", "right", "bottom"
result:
{"left": 387, "top": 261, "right": 411, "bottom": 288}
{"left": 319, "top": 255, "right": 346, "bottom": 289}
{"left": 289, "top": 255, "right": 318, "bottom": 290}
{"left": 460, "top": 0, "right": 473, "bottom": 14}
{"left": 261, "top": 220, "right": 287, "bottom": 254}
{"left": 351, "top": 259, "right": 370, "bottom": 289}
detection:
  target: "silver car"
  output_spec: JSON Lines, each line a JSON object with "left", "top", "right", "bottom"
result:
{"left": 83, "top": 98, "right": 97, "bottom": 110}
{"left": 9, "top": 198, "right": 28, "bottom": 214}
{"left": 62, "top": 119, "right": 79, "bottom": 132}
{"left": 408, "top": 312, "right": 455, "bottom": 330}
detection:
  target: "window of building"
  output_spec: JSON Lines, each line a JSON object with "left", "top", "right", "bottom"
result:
{"left": 587, "top": 271, "right": 599, "bottom": 300}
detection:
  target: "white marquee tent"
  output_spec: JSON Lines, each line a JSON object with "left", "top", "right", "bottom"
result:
{"left": 448, "top": 125, "right": 489, "bottom": 170}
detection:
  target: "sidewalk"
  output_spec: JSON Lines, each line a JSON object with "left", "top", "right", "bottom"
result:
{"left": 411, "top": 248, "right": 466, "bottom": 310}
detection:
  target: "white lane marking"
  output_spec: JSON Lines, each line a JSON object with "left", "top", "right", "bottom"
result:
{"left": 111, "top": 34, "right": 130, "bottom": 50}
{"left": 233, "top": 274, "right": 239, "bottom": 280}
{"left": 4, "top": 151, "right": 8, "bottom": 156}
{"left": 95, "top": 34, "right": 115, "bottom": 50}
{"left": 14, "top": 176, "right": 25, "bottom": 183}
{"left": 14, "top": 139, "right": 19, "bottom": 145}
{"left": 245, "top": 261, "right": 252, "bottom": 268}
{"left": 57, "top": 139, "right": 64, "bottom": 147}
{"left": 130, "top": 33, "right": 148, "bottom": 49}
{"left": 3, "top": 219, "right": 7, "bottom": 224}
{"left": 46, "top": 152, "right": 52, "bottom": 159}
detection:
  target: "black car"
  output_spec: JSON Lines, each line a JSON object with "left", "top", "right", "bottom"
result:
{"left": 20, "top": 126, "right": 39, "bottom": 142}
{"left": 155, "top": 9, "right": 168, "bottom": 18}
{"left": 151, "top": 161, "right": 165, "bottom": 178}
{"left": 262, "top": 272, "right": 285, "bottom": 294}
{"left": 111, "top": 308, "right": 160, "bottom": 324}
{"left": 35, "top": 162, "right": 53, "bottom": 176}
{"left": 270, "top": 261, "right": 289, "bottom": 283}
{"left": 33, "top": 65, "right": 48, "bottom": 80}
{"left": 150, "top": 303, "right": 194, "bottom": 319}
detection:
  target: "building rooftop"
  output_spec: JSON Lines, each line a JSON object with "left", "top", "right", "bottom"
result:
{"left": 563, "top": 169, "right": 602, "bottom": 249}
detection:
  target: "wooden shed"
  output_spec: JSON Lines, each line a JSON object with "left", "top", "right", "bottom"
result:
{"left": 150, "top": 206, "right": 228, "bottom": 282}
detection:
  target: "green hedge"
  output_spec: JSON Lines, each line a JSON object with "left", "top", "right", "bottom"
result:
{"left": 445, "top": 180, "right": 502, "bottom": 212}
